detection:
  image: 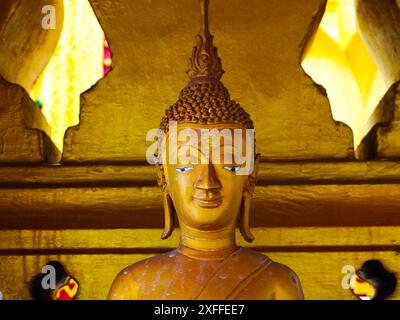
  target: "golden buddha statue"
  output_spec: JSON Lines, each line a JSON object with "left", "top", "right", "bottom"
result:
{"left": 109, "top": 0, "right": 303, "bottom": 300}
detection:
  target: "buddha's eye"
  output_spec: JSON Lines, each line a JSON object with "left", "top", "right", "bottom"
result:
{"left": 223, "top": 165, "right": 241, "bottom": 173}
{"left": 175, "top": 166, "right": 194, "bottom": 173}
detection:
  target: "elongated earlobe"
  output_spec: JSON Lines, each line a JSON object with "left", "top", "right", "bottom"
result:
{"left": 161, "top": 191, "right": 175, "bottom": 239}
{"left": 238, "top": 153, "right": 260, "bottom": 242}
{"left": 238, "top": 192, "right": 255, "bottom": 242}
{"left": 156, "top": 163, "right": 176, "bottom": 239}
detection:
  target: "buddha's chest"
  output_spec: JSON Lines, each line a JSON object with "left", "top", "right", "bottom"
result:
{"left": 136, "top": 259, "right": 220, "bottom": 300}
{"left": 134, "top": 257, "right": 274, "bottom": 300}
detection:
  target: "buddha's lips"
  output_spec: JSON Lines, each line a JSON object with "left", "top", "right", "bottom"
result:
{"left": 193, "top": 196, "right": 223, "bottom": 208}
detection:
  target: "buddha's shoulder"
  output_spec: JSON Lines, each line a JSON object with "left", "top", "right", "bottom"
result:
{"left": 108, "top": 250, "right": 176, "bottom": 299}
{"left": 238, "top": 248, "right": 304, "bottom": 300}
{"left": 262, "top": 262, "right": 304, "bottom": 299}
{"left": 124, "top": 250, "right": 176, "bottom": 274}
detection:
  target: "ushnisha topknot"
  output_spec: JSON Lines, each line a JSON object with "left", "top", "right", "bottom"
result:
{"left": 160, "top": 78, "right": 254, "bottom": 131}
{"left": 160, "top": 0, "right": 253, "bottom": 132}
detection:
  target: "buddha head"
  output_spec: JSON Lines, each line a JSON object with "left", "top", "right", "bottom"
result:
{"left": 155, "top": 0, "right": 259, "bottom": 244}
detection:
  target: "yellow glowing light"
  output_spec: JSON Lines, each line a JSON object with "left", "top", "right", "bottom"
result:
{"left": 30, "top": 0, "right": 105, "bottom": 152}
{"left": 302, "top": 0, "right": 389, "bottom": 149}
{"left": 104, "top": 58, "right": 112, "bottom": 67}
{"left": 322, "top": 0, "right": 356, "bottom": 49}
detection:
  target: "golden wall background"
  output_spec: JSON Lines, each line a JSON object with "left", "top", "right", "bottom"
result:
{"left": 0, "top": 0, "right": 400, "bottom": 300}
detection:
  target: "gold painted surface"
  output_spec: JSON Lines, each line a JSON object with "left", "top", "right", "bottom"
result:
{"left": 0, "top": 251, "right": 399, "bottom": 300}
{"left": 0, "top": 1, "right": 59, "bottom": 163}
{"left": 2, "top": 161, "right": 400, "bottom": 185}
{"left": 0, "top": 76, "right": 43, "bottom": 162}
{"left": 0, "top": 1, "right": 105, "bottom": 155}
{"left": 29, "top": 0, "right": 105, "bottom": 153}
{"left": 110, "top": 5, "right": 304, "bottom": 296}
{"left": 353, "top": 0, "right": 400, "bottom": 158}
{"left": 355, "top": 0, "right": 400, "bottom": 84}
{"left": 106, "top": 42, "right": 303, "bottom": 298}
{"left": 63, "top": 0, "right": 353, "bottom": 162}
{"left": 0, "top": 0, "right": 64, "bottom": 92}
{"left": 302, "top": 0, "right": 389, "bottom": 149}
{"left": 378, "top": 84, "right": 400, "bottom": 158}
{"left": 1, "top": 161, "right": 400, "bottom": 229}
{"left": 1, "top": 227, "right": 399, "bottom": 299}
{"left": 0, "top": 1, "right": 400, "bottom": 299}
{"left": 2, "top": 183, "right": 400, "bottom": 229}
{"left": 0, "top": 227, "right": 399, "bottom": 250}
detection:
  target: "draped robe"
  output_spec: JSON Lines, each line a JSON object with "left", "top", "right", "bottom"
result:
{"left": 108, "top": 245, "right": 300, "bottom": 300}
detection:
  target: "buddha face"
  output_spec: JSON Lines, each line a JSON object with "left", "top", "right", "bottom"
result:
{"left": 161, "top": 123, "right": 258, "bottom": 231}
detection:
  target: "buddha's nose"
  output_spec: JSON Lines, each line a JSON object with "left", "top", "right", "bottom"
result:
{"left": 194, "top": 164, "right": 222, "bottom": 191}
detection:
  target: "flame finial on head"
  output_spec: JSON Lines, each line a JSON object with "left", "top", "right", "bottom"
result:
{"left": 186, "top": 0, "right": 224, "bottom": 80}
{"left": 160, "top": 0, "right": 253, "bottom": 132}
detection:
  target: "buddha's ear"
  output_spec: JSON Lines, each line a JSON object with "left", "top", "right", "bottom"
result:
{"left": 248, "top": 153, "right": 261, "bottom": 193}
{"left": 156, "top": 162, "right": 165, "bottom": 188}
{"left": 238, "top": 153, "right": 260, "bottom": 243}
{"left": 156, "top": 164, "right": 176, "bottom": 239}
{"left": 161, "top": 191, "right": 176, "bottom": 239}
{"left": 238, "top": 192, "right": 255, "bottom": 242}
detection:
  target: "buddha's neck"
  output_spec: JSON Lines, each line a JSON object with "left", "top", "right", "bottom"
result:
{"left": 179, "top": 224, "right": 237, "bottom": 253}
